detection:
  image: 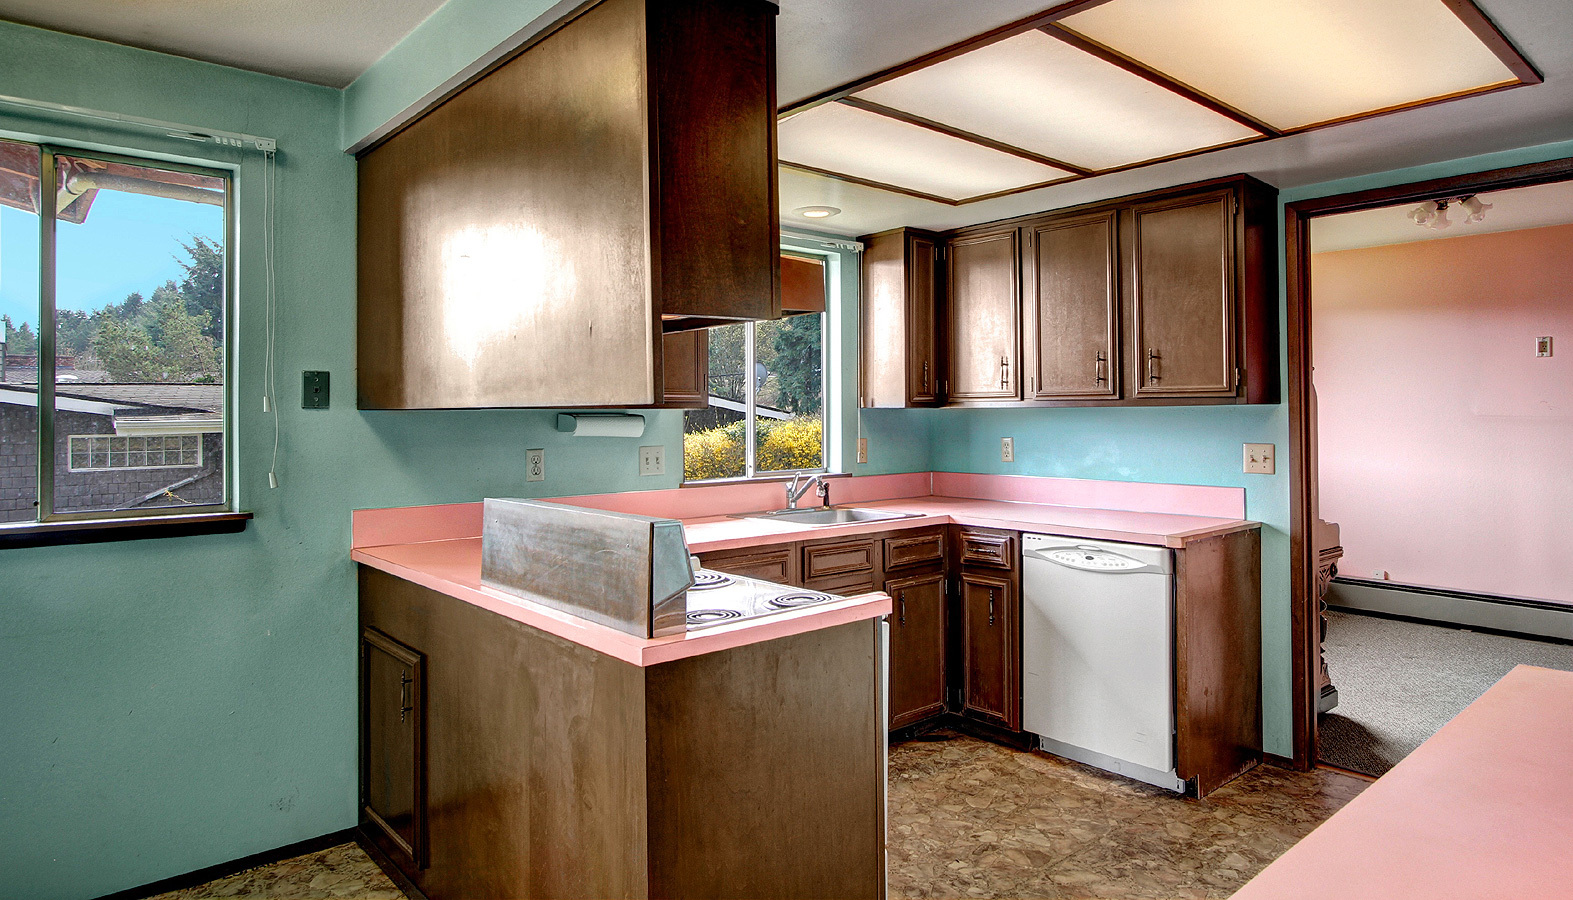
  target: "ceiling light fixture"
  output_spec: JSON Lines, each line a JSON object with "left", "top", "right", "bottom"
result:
{"left": 793, "top": 205, "right": 842, "bottom": 219}
{"left": 1409, "top": 194, "right": 1492, "bottom": 231}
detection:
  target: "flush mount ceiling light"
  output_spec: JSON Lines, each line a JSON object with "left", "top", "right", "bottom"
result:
{"left": 1409, "top": 194, "right": 1492, "bottom": 230}
{"left": 792, "top": 205, "right": 842, "bottom": 219}
{"left": 779, "top": 0, "right": 1538, "bottom": 207}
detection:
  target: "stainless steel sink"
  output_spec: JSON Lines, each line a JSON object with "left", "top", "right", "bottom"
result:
{"left": 733, "top": 507, "right": 922, "bottom": 526}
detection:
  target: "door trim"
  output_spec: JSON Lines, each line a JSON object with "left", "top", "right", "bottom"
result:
{"left": 1283, "top": 154, "right": 1573, "bottom": 768}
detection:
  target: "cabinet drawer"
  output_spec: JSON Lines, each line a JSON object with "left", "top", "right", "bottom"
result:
{"left": 884, "top": 530, "right": 945, "bottom": 571}
{"left": 802, "top": 538, "right": 877, "bottom": 580}
{"left": 701, "top": 546, "right": 797, "bottom": 585}
{"left": 803, "top": 571, "right": 878, "bottom": 597}
{"left": 957, "top": 529, "right": 1016, "bottom": 570}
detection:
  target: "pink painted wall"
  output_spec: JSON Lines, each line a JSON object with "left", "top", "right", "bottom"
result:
{"left": 1312, "top": 224, "right": 1573, "bottom": 605}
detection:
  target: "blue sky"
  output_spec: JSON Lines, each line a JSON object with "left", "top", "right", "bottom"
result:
{"left": 1, "top": 190, "right": 222, "bottom": 329}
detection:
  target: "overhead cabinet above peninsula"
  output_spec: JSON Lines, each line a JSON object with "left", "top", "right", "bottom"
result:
{"left": 862, "top": 176, "right": 1279, "bottom": 408}
{"left": 357, "top": 0, "right": 780, "bottom": 409}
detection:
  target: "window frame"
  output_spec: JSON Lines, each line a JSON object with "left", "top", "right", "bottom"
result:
{"left": 683, "top": 251, "right": 833, "bottom": 483}
{"left": 3, "top": 139, "right": 237, "bottom": 530}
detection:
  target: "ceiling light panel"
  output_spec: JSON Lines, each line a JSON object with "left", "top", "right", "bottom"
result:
{"left": 777, "top": 102, "right": 1075, "bottom": 202}
{"left": 853, "top": 30, "right": 1260, "bottom": 171}
{"left": 1060, "top": 0, "right": 1519, "bottom": 131}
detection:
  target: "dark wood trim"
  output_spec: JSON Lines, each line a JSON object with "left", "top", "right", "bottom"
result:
{"left": 837, "top": 97, "right": 1095, "bottom": 176}
{"left": 1283, "top": 153, "right": 1573, "bottom": 770}
{"left": 777, "top": 0, "right": 1117, "bottom": 116}
{"left": 1441, "top": 0, "right": 1543, "bottom": 85}
{"left": 1314, "top": 762, "right": 1379, "bottom": 783}
{"left": 1038, "top": 23, "right": 1281, "bottom": 137}
{"left": 1276, "top": 79, "right": 1525, "bottom": 136}
{"left": 0, "top": 511, "right": 251, "bottom": 549}
{"left": 1263, "top": 752, "right": 1297, "bottom": 770}
{"left": 92, "top": 829, "right": 359, "bottom": 900}
{"left": 780, "top": 160, "right": 961, "bottom": 205}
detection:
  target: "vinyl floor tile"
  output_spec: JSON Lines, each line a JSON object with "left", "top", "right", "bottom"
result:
{"left": 148, "top": 843, "right": 404, "bottom": 900}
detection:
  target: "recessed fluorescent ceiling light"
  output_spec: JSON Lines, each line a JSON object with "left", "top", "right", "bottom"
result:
{"left": 1059, "top": 0, "right": 1519, "bottom": 131}
{"left": 853, "top": 29, "right": 1259, "bottom": 171}
{"left": 778, "top": 102, "right": 1075, "bottom": 202}
{"left": 794, "top": 205, "right": 841, "bottom": 218}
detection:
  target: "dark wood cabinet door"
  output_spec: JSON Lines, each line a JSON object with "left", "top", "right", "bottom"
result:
{"left": 361, "top": 627, "right": 427, "bottom": 870}
{"left": 959, "top": 570, "right": 1020, "bottom": 730}
{"left": 658, "top": 328, "right": 708, "bottom": 408}
{"left": 887, "top": 570, "right": 947, "bottom": 729}
{"left": 1129, "top": 189, "right": 1237, "bottom": 398}
{"left": 905, "top": 233, "right": 942, "bottom": 405}
{"left": 947, "top": 228, "right": 1020, "bottom": 401}
{"left": 1027, "top": 211, "right": 1119, "bottom": 400}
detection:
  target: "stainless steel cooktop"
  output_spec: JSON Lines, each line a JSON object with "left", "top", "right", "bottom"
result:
{"left": 683, "top": 568, "right": 842, "bottom": 630}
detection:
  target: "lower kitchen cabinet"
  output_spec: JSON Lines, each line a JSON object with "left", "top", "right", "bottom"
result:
{"left": 700, "top": 544, "right": 798, "bottom": 584}
{"left": 886, "top": 570, "right": 948, "bottom": 729}
{"left": 360, "top": 626, "right": 427, "bottom": 871}
{"left": 958, "top": 569, "right": 1020, "bottom": 731}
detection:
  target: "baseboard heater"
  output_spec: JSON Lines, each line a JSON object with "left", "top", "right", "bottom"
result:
{"left": 1329, "top": 577, "right": 1573, "bottom": 643}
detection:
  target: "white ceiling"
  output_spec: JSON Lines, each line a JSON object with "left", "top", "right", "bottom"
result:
{"left": 0, "top": 0, "right": 448, "bottom": 87}
{"left": 1310, "top": 180, "right": 1573, "bottom": 253}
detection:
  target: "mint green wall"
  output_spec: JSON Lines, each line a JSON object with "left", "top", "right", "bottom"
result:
{"left": 927, "top": 135, "right": 1573, "bottom": 758}
{"left": 0, "top": 20, "right": 692, "bottom": 900}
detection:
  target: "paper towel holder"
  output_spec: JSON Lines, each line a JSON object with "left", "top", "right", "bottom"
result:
{"left": 556, "top": 412, "right": 647, "bottom": 438}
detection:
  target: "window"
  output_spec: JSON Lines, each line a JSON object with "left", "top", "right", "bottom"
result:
{"left": 0, "top": 140, "right": 230, "bottom": 526}
{"left": 682, "top": 255, "right": 828, "bottom": 481}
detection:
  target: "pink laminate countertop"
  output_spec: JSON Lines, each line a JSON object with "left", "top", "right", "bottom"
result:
{"left": 681, "top": 496, "right": 1257, "bottom": 555}
{"left": 352, "top": 537, "right": 891, "bottom": 668}
{"left": 1232, "top": 665, "right": 1573, "bottom": 900}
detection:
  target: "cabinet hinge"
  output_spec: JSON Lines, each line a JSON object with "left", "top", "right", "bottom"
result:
{"left": 1231, "top": 194, "right": 1239, "bottom": 217}
{"left": 1235, "top": 367, "right": 1243, "bottom": 390}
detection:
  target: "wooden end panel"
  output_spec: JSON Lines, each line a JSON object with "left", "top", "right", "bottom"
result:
{"left": 860, "top": 229, "right": 910, "bottom": 409}
{"left": 700, "top": 544, "right": 799, "bottom": 585}
{"left": 956, "top": 527, "right": 1017, "bottom": 570}
{"left": 358, "top": 567, "right": 650, "bottom": 899}
{"left": 1174, "top": 527, "right": 1263, "bottom": 796}
{"left": 883, "top": 529, "right": 945, "bottom": 572}
{"left": 803, "top": 537, "right": 877, "bottom": 580}
{"left": 645, "top": 621, "right": 885, "bottom": 899}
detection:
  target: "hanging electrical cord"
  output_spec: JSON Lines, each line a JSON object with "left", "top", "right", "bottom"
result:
{"left": 263, "top": 148, "right": 280, "bottom": 489}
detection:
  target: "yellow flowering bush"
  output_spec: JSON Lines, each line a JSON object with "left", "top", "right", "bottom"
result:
{"left": 683, "top": 420, "right": 746, "bottom": 481}
{"left": 683, "top": 416, "right": 824, "bottom": 481}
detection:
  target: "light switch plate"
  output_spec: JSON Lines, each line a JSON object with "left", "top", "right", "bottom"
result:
{"left": 1244, "top": 443, "right": 1275, "bottom": 475}
{"left": 856, "top": 438, "right": 868, "bottom": 464}
{"left": 525, "top": 448, "right": 545, "bottom": 482}
{"left": 1537, "top": 336, "right": 1553, "bottom": 357}
{"left": 1001, "top": 437, "right": 1015, "bottom": 463}
{"left": 639, "top": 445, "right": 665, "bottom": 477}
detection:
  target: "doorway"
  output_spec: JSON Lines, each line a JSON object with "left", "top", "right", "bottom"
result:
{"left": 1286, "top": 158, "right": 1573, "bottom": 772}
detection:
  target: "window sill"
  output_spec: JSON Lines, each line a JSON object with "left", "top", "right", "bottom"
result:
{"left": 681, "top": 471, "right": 847, "bottom": 488}
{"left": 0, "top": 511, "right": 252, "bottom": 549}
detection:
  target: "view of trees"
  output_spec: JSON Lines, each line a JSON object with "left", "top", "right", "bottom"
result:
{"left": 1, "top": 236, "right": 222, "bottom": 383}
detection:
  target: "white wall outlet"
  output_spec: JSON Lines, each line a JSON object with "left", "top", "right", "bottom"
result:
{"left": 1372, "top": 570, "right": 1389, "bottom": 581}
{"left": 638, "top": 445, "right": 665, "bottom": 477}
{"left": 1244, "top": 443, "right": 1275, "bottom": 475}
{"left": 856, "top": 438, "right": 868, "bottom": 464}
{"left": 1001, "top": 437, "right": 1015, "bottom": 463}
{"left": 1537, "top": 336, "right": 1553, "bottom": 357}
{"left": 525, "top": 448, "right": 545, "bottom": 482}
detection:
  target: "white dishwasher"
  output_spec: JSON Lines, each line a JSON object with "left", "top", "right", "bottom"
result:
{"left": 1021, "top": 534, "right": 1185, "bottom": 793}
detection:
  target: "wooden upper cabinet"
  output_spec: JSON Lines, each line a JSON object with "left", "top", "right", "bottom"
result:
{"left": 1025, "top": 210, "right": 1119, "bottom": 401}
{"left": 860, "top": 228, "right": 943, "bottom": 407}
{"left": 947, "top": 228, "right": 1021, "bottom": 401}
{"left": 656, "top": 329, "right": 708, "bottom": 409}
{"left": 356, "top": 0, "right": 779, "bottom": 409}
{"left": 1128, "top": 189, "right": 1237, "bottom": 399}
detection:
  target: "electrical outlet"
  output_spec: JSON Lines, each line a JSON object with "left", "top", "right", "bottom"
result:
{"left": 1372, "top": 570, "right": 1389, "bottom": 581}
{"left": 302, "top": 371, "right": 329, "bottom": 409}
{"left": 639, "top": 445, "right": 665, "bottom": 477}
{"left": 1244, "top": 443, "right": 1275, "bottom": 475}
{"left": 1001, "top": 437, "right": 1015, "bottom": 463}
{"left": 1537, "top": 336, "right": 1553, "bottom": 357}
{"left": 525, "top": 448, "right": 545, "bottom": 482}
{"left": 857, "top": 438, "right": 868, "bottom": 464}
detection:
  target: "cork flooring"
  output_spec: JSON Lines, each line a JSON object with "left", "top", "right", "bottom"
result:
{"left": 156, "top": 732, "right": 1368, "bottom": 900}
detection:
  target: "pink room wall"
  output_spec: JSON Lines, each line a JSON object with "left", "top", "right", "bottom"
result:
{"left": 1312, "top": 224, "right": 1573, "bottom": 605}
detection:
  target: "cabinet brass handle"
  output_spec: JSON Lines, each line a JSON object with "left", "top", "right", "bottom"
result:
{"left": 988, "top": 589, "right": 996, "bottom": 627}
{"left": 1147, "top": 348, "right": 1161, "bottom": 384}
{"left": 999, "top": 356, "right": 1010, "bottom": 389}
{"left": 399, "top": 669, "right": 413, "bottom": 723}
{"left": 1095, "top": 351, "right": 1107, "bottom": 385}
{"left": 898, "top": 591, "right": 907, "bottom": 627}
{"left": 922, "top": 359, "right": 930, "bottom": 391}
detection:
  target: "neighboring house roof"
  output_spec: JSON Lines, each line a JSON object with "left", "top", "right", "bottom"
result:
{"left": 0, "top": 382, "right": 223, "bottom": 414}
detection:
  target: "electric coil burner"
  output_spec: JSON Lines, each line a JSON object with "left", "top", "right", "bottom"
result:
{"left": 686, "top": 608, "right": 744, "bottom": 626}
{"left": 690, "top": 571, "right": 735, "bottom": 591}
{"left": 767, "top": 591, "right": 837, "bottom": 610}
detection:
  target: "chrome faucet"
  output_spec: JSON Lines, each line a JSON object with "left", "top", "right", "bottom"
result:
{"left": 786, "top": 473, "right": 830, "bottom": 510}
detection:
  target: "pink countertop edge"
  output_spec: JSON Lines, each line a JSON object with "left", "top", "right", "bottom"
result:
{"left": 1231, "top": 665, "right": 1573, "bottom": 900}
{"left": 353, "top": 537, "right": 892, "bottom": 668}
